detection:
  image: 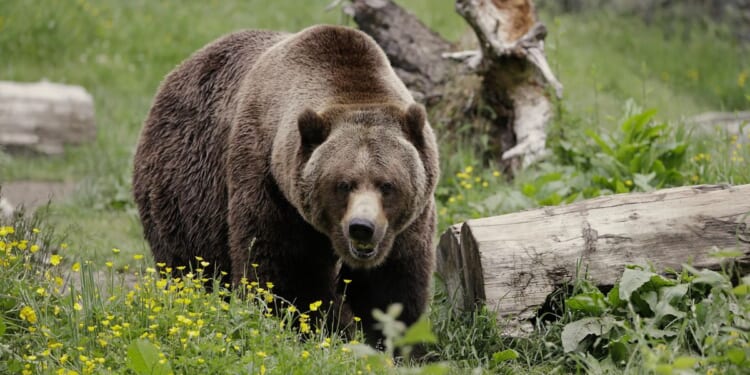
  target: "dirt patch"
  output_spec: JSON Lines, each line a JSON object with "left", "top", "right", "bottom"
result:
{"left": 0, "top": 180, "right": 77, "bottom": 212}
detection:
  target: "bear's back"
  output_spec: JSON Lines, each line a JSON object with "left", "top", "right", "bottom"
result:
{"left": 133, "top": 29, "right": 287, "bottom": 274}
{"left": 245, "top": 25, "right": 411, "bottom": 113}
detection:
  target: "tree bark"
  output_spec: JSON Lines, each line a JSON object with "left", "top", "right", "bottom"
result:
{"left": 345, "top": 0, "right": 454, "bottom": 104}
{"left": 346, "top": 0, "right": 562, "bottom": 168}
{"left": 0, "top": 81, "right": 96, "bottom": 155}
{"left": 436, "top": 184, "right": 750, "bottom": 335}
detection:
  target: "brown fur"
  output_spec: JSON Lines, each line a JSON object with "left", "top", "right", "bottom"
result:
{"left": 133, "top": 25, "right": 439, "bottom": 342}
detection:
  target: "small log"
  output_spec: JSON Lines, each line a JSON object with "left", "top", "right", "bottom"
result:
{"left": 0, "top": 81, "right": 96, "bottom": 155}
{"left": 689, "top": 111, "right": 750, "bottom": 143}
{"left": 436, "top": 184, "right": 750, "bottom": 334}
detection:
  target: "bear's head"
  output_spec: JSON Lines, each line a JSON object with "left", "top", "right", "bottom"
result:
{"left": 293, "top": 103, "right": 436, "bottom": 268}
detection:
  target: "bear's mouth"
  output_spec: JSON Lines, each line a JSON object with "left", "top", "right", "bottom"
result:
{"left": 348, "top": 239, "right": 377, "bottom": 260}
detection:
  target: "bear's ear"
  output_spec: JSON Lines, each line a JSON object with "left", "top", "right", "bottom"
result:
{"left": 298, "top": 108, "right": 330, "bottom": 154}
{"left": 402, "top": 103, "right": 426, "bottom": 149}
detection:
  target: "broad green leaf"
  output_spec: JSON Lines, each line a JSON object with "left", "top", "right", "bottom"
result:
{"left": 539, "top": 193, "right": 562, "bottom": 206}
{"left": 561, "top": 317, "right": 612, "bottom": 353}
{"left": 690, "top": 268, "right": 726, "bottom": 287}
{"left": 126, "top": 339, "right": 172, "bottom": 375}
{"left": 733, "top": 284, "right": 750, "bottom": 296}
{"left": 609, "top": 340, "right": 629, "bottom": 364}
{"left": 607, "top": 285, "right": 624, "bottom": 308}
{"left": 654, "top": 364, "right": 673, "bottom": 375}
{"left": 415, "top": 363, "right": 450, "bottom": 375}
{"left": 521, "top": 183, "right": 537, "bottom": 197}
{"left": 633, "top": 173, "right": 656, "bottom": 191}
{"left": 615, "top": 180, "right": 629, "bottom": 193}
{"left": 673, "top": 356, "right": 698, "bottom": 369}
{"left": 395, "top": 316, "right": 437, "bottom": 346}
{"left": 491, "top": 349, "right": 519, "bottom": 364}
{"left": 726, "top": 347, "right": 746, "bottom": 365}
{"left": 647, "top": 328, "right": 677, "bottom": 339}
{"left": 619, "top": 269, "right": 654, "bottom": 302}
{"left": 661, "top": 284, "right": 688, "bottom": 301}
{"left": 709, "top": 250, "right": 744, "bottom": 259}
{"left": 586, "top": 130, "right": 614, "bottom": 156}
{"left": 537, "top": 172, "right": 563, "bottom": 184}
{"left": 0, "top": 317, "right": 5, "bottom": 337}
{"left": 649, "top": 274, "right": 676, "bottom": 288}
{"left": 566, "top": 290, "right": 607, "bottom": 316}
{"left": 652, "top": 160, "right": 666, "bottom": 174}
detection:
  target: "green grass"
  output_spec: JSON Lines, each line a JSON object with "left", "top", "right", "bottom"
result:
{"left": 2, "top": 217, "right": 749, "bottom": 374}
{"left": 544, "top": 10, "right": 750, "bottom": 122}
{"left": 1, "top": 1, "right": 750, "bottom": 373}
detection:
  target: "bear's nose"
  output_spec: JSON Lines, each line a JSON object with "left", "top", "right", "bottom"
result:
{"left": 348, "top": 218, "right": 375, "bottom": 242}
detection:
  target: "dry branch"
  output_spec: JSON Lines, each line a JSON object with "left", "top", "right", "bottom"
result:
{"left": 436, "top": 184, "right": 750, "bottom": 334}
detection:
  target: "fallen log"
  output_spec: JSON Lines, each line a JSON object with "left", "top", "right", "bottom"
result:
{"left": 0, "top": 81, "right": 96, "bottom": 155}
{"left": 436, "top": 184, "right": 750, "bottom": 334}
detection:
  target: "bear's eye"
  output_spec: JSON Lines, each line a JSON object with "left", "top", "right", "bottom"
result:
{"left": 379, "top": 182, "right": 395, "bottom": 197}
{"left": 336, "top": 181, "right": 354, "bottom": 194}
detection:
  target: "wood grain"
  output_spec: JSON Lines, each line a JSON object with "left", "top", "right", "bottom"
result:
{"left": 437, "top": 184, "right": 750, "bottom": 334}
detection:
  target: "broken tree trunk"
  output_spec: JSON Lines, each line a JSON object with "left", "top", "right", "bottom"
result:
{"left": 0, "top": 81, "right": 96, "bottom": 155}
{"left": 345, "top": 0, "right": 562, "bottom": 168}
{"left": 436, "top": 184, "right": 750, "bottom": 335}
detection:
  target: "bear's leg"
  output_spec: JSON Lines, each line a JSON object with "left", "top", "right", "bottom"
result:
{"left": 340, "top": 210, "right": 435, "bottom": 346}
{"left": 227, "top": 185, "right": 349, "bottom": 332}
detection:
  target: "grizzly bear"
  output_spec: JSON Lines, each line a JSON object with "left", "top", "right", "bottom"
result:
{"left": 133, "top": 25, "right": 439, "bottom": 341}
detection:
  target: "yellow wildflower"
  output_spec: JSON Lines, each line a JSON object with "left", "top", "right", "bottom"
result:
{"left": 49, "top": 254, "right": 62, "bottom": 266}
{"left": 309, "top": 300, "right": 323, "bottom": 311}
{"left": 20, "top": 306, "right": 37, "bottom": 324}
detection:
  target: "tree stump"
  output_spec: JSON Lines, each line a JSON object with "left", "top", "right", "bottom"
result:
{"left": 436, "top": 184, "right": 750, "bottom": 335}
{"left": 345, "top": 0, "right": 562, "bottom": 168}
{"left": 0, "top": 81, "right": 96, "bottom": 155}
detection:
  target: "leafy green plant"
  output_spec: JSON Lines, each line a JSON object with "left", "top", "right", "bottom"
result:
{"left": 556, "top": 101, "right": 689, "bottom": 194}
{"left": 559, "top": 263, "right": 750, "bottom": 373}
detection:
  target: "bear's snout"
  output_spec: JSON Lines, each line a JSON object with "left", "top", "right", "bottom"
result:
{"left": 348, "top": 218, "right": 375, "bottom": 243}
{"left": 342, "top": 190, "right": 387, "bottom": 261}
